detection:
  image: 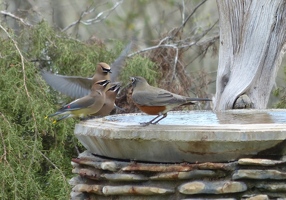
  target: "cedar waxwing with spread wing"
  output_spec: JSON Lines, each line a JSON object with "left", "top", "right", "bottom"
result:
{"left": 93, "top": 82, "right": 121, "bottom": 117}
{"left": 130, "top": 76, "right": 212, "bottom": 126}
{"left": 41, "top": 62, "right": 111, "bottom": 99}
{"left": 41, "top": 40, "right": 134, "bottom": 99}
{"left": 47, "top": 80, "right": 110, "bottom": 123}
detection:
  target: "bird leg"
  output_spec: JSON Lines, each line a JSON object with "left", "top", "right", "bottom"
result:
{"left": 140, "top": 113, "right": 167, "bottom": 126}
{"left": 151, "top": 113, "right": 167, "bottom": 125}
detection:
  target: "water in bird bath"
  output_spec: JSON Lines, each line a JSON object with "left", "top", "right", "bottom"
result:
{"left": 103, "top": 109, "right": 286, "bottom": 126}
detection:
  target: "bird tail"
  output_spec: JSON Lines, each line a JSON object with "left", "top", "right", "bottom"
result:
{"left": 52, "top": 114, "right": 71, "bottom": 123}
{"left": 183, "top": 97, "right": 212, "bottom": 106}
{"left": 186, "top": 97, "right": 212, "bottom": 102}
{"left": 48, "top": 111, "right": 63, "bottom": 118}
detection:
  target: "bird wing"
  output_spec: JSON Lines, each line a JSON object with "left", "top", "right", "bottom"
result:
{"left": 41, "top": 70, "right": 93, "bottom": 98}
{"left": 110, "top": 39, "right": 135, "bottom": 82}
{"left": 133, "top": 87, "right": 186, "bottom": 106}
{"left": 61, "top": 96, "right": 96, "bottom": 111}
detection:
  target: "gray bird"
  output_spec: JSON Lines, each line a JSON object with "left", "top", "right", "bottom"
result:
{"left": 130, "top": 76, "right": 212, "bottom": 126}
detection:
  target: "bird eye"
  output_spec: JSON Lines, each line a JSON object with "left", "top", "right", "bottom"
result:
{"left": 130, "top": 77, "right": 136, "bottom": 83}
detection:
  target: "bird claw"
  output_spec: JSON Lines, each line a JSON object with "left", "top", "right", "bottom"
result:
{"left": 140, "top": 122, "right": 159, "bottom": 127}
{"left": 140, "top": 122, "right": 151, "bottom": 127}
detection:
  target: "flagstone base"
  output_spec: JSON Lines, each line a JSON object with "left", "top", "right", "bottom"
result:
{"left": 70, "top": 151, "right": 286, "bottom": 200}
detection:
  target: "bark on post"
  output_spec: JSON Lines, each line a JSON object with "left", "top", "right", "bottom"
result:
{"left": 214, "top": 0, "right": 286, "bottom": 111}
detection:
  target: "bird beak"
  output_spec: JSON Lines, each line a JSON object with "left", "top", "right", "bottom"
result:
{"left": 104, "top": 80, "right": 111, "bottom": 87}
{"left": 108, "top": 82, "right": 121, "bottom": 92}
{"left": 114, "top": 84, "right": 121, "bottom": 92}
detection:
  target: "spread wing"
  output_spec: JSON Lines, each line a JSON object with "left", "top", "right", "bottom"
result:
{"left": 132, "top": 87, "right": 186, "bottom": 106}
{"left": 110, "top": 39, "right": 135, "bottom": 82}
{"left": 41, "top": 70, "right": 93, "bottom": 98}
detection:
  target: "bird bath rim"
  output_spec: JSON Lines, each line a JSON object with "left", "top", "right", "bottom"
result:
{"left": 74, "top": 109, "right": 286, "bottom": 163}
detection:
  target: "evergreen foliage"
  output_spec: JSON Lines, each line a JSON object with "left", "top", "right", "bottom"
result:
{"left": 0, "top": 22, "right": 156, "bottom": 199}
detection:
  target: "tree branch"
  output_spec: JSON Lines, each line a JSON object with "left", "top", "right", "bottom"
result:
{"left": 0, "top": 10, "right": 33, "bottom": 27}
{"left": 62, "top": 0, "right": 123, "bottom": 32}
{"left": 0, "top": 112, "right": 9, "bottom": 162}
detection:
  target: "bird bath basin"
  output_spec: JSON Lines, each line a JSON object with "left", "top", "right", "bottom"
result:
{"left": 74, "top": 109, "right": 286, "bottom": 163}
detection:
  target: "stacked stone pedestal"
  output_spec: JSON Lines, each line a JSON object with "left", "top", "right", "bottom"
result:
{"left": 70, "top": 151, "right": 286, "bottom": 200}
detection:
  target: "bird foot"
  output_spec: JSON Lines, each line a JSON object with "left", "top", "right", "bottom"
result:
{"left": 140, "top": 122, "right": 151, "bottom": 127}
{"left": 139, "top": 122, "right": 159, "bottom": 127}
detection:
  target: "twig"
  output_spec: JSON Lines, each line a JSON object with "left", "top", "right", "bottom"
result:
{"left": 129, "top": 18, "right": 218, "bottom": 58}
{"left": 182, "top": 0, "right": 208, "bottom": 27}
{"left": 172, "top": 0, "right": 208, "bottom": 37}
{"left": 181, "top": 0, "right": 185, "bottom": 25}
{"left": 0, "top": 24, "right": 40, "bottom": 182}
{"left": 0, "top": 25, "right": 31, "bottom": 111}
{"left": 62, "top": 0, "right": 123, "bottom": 32}
{"left": 0, "top": 10, "right": 33, "bottom": 27}
{"left": 39, "top": 151, "right": 67, "bottom": 183}
{"left": 0, "top": 112, "right": 9, "bottom": 162}
{"left": 61, "top": 4, "right": 95, "bottom": 32}
{"left": 172, "top": 47, "right": 179, "bottom": 80}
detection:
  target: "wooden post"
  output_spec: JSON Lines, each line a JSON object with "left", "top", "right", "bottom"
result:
{"left": 214, "top": 0, "right": 286, "bottom": 111}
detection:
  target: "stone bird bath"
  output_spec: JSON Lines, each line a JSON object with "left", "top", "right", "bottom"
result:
{"left": 74, "top": 109, "right": 286, "bottom": 163}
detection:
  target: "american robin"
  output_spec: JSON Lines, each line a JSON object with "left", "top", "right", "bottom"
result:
{"left": 41, "top": 40, "right": 134, "bottom": 98}
{"left": 93, "top": 82, "right": 121, "bottom": 117}
{"left": 47, "top": 80, "right": 110, "bottom": 123}
{"left": 130, "top": 76, "right": 212, "bottom": 126}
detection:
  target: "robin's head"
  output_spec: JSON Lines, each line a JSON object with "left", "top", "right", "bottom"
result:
{"left": 130, "top": 76, "right": 148, "bottom": 88}
{"left": 92, "top": 79, "right": 111, "bottom": 91}
{"left": 97, "top": 62, "right": 112, "bottom": 74}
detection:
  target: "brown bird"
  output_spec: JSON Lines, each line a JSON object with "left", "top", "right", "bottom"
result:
{"left": 130, "top": 76, "right": 212, "bottom": 126}
{"left": 92, "top": 82, "right": 121, "bottom": 117}
{"left": 41, "top": 63, "right": 112, "bottom": 99}
{"left": 47, "top": 80, "right": 110, "bottom": 123}
{"left": 41, "top": 40, "right": 134, "bottom": 99}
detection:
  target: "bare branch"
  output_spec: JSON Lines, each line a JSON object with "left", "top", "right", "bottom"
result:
{"left": 181, "top": 0, "right": 185, "bottom": 25}
{"left": 0, "top": 24, "right": 40, "bottom": 176}
{"left": 172, "top": 47, "right": 179, "bottom": 80}
{"left": 0, "top": 112, "right": 9, "bottom": 162}
{"left": 62, "top": 0, "right": 123, "bottom": 32}
{"left": 0, "top": 10, "right": 33, "bottom": 27}
{"left": 39, "top": 151, "right": 67, "bottom": 183}
{"left": 182, "top": 0, "right": 208, "bottom": 28}
{"left": 129, "top": 1, "right": 216, "bottom": 59}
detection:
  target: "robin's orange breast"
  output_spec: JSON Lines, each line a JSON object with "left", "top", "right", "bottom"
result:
{"left": 135, "top": 104, "right": 166, "bottom": 115}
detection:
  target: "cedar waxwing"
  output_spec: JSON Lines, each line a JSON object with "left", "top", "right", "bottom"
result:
{"left": 93, "top": 82, "right": 121, "bottom": 117}
{"left": 130, "top": 76, "right": 212, "bottom": 126}
{"left": 41, "top": 63, "right": 111, "bottom": 99}
{"left": 47, "top": 80, "right": 110, "bottom": 123}
{"left": 41, "top": 40, "right": 134, "bottom": 99}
